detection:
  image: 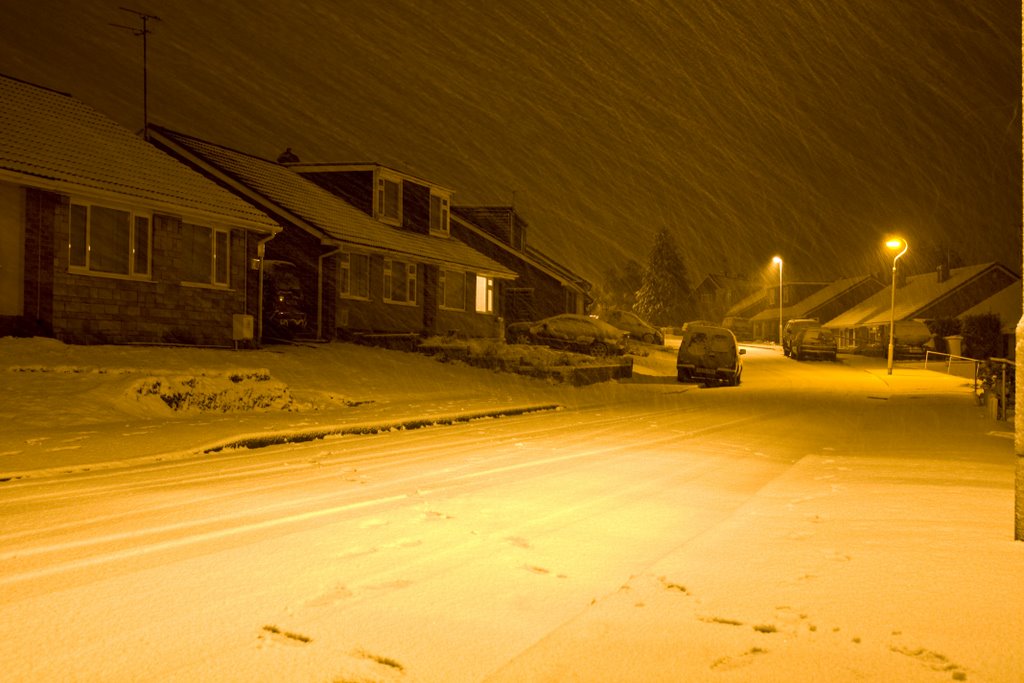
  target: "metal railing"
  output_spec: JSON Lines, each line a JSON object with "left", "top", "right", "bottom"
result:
{"left": 923, "top": 350, "right": 980, "bottom": 383}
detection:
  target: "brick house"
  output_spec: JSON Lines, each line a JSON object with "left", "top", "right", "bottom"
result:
{"left": 824, "top": 262, "right": 1020, "bottom": 351}
{"left": 750, "top": 274, "right": 884, "bottom": 343}
{"left": 0, "top": 75, "right": 281, "bottom": 345}
{"left": 691, "top": 273, "right": 759, "bottom": 324}
{"left": 750, "top": 281, "right": 829, "bottom": 342}
{"left": 148, "top": 131, "right": 517, "bottom": 341}
{"left": 449, "top": 206, "right": 591, "bottom": 322}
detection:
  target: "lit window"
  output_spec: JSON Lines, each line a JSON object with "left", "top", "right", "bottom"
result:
{"left": 440, "top": 269, "right": 466, "bottom": 310}
{"left": 430, "top": 192, "right": 450, "bottom": 235}
{"left": 68, "top": 202, "right": 151, "bottom": 278}
{"left": 384, "top": 258, "right": 417, "bottom": 304}
{"left": 376, "top": 175, "right": 401, "bottom": 224}
{"left": 339, "top": 252, "right": 370, "bottom": 299}
{"left": 183, "top": 223, "right": 230, "bottom": 286}
{"left": 475, "top": 275, "right": 493, "bottom": 313}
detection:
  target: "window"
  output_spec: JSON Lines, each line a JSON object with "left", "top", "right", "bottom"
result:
{"left": 183, "top": 223, "right": 230, "bottom": 286}
{"left": 439, "top": 269, "right": 466, "bottom": 310}
{"left": 376, "top": 174, "right": 401, "bottom": 224}
{"left": 339, "top": 252, "right": 370, "bottom": 299}
{"left": 68, "top": 202, "right": 151, "bottom": 277}
{"left": 430, "top": 192, "right": 450, "bottom": 235}
{"left": 384, "top": 258, "right": 417, "bottom": 304}
{"left": 475, "top": 275, "right": 494, "bottom": 313}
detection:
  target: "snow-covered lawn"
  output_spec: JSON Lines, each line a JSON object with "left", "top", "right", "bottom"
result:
{"left": 0, "top": 337, "right": 1021, "bottom": 682}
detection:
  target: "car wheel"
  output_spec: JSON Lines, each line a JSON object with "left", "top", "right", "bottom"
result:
{"left": 510, "top": 332, "right": 530, "bottom": 344}
{"left": 677, "top": 370, "right": 689, "bottom": 383}
{"left": 641, "top": 333, "right": 655, "bottom": 344}
{"left": 589, "top": 342, "right": 609, "bottom": 357}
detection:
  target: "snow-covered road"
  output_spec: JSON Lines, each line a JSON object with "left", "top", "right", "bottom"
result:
{"left": 0, "top": 347, "right": 1019, "bottom": 682}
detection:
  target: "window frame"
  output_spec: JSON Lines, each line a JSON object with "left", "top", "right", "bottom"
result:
{"left": 429, "top": 190, "right": 450, "bottom": 236}
{"left": 475, "top": 275, "right": 494, "bottom": 313}
{"left": 339, "top": 251, "right": 371, "bottom": 300}
{"left": 182, "top": 222, "right": 231, "bottom": 287}
{"left": 67, "top": 199, "right": 152, "bottom": 280}
{"left": 375, "top": 172, "right": 403, "bottom": 226}
{"left": 383, "top": 258, "right": 417, "bottom": 305}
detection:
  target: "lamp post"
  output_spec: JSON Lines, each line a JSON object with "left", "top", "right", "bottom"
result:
{"left": 886, "top": 238, "right": 908, "bottom": 375}
{"left": 772, "top": 256, "right": 783, "bottom": 346}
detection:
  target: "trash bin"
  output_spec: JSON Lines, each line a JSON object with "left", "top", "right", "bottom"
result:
{"left": 944, "top": 335, "right": 963, "bottom": 357}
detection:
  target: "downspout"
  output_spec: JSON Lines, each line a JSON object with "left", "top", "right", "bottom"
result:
{"left": 255, "top": 234, "right": 274, "bottom": 346}
{"left": 318, "top": 247, "right": 341, "bottom": 341}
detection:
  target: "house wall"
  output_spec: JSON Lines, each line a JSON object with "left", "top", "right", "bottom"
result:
{"left": 335, "top": 255, "right": 500, "bottom": 338}
{"left": 15, "top": 188, "right": 261, "bottom": 346}
{"left": 337, "top": 254, "right": 421, "bottom": 334}
{"left": 402, "top": 181, "right": 430, "bottom": 235}
{"left": 299, "top": 170, "right": 374, "bottom": 216}
{"left": 451, "top": 222, "right": 579, "bottom": 321}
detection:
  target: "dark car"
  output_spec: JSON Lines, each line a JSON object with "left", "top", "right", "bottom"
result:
{"left": 597, "top": 309, "right": 664, "bottom": 345}
{"left": 506, "top": 314, "right": 627, "bottom": 357}
{"left": 782, "top": 318, "right": 819, "bottom": 356}
{"left": 262, "top": 260, "right": 308, "bottom": 338}
{"left": 676, "top": 323, "right": 745, "bottom": 386}
{"left": 791, "top": 326, "right": 837, "bottom": 361}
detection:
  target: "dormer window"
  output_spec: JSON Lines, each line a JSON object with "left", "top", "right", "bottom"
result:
{"left": 376, "top": 173, "right": 402, "bottom": 225}
{"left": 429, "top": 191, "right": 450, "bottom": 236}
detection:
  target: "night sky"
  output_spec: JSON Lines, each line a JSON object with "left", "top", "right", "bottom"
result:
{"left": 1, "top": 0, "right": 1020, "bottom": 286}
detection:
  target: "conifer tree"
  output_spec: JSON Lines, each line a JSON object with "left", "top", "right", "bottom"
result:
{"left": 634, "top": 227, "right": 691, "bottom": 326}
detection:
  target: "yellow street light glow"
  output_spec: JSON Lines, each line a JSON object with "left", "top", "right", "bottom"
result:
{"left": 886, "top": 238, "right": 904, "bottom": 250}
{"left": 772, "top": 255, "right": 782, "bottom": 265}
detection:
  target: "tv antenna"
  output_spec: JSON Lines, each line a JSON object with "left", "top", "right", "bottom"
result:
{"left": 110, "top": 7, "right": 161, "bottom": 139}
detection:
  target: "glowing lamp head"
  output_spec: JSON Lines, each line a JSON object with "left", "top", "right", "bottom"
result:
{"left": 885, "top": 239, "right": 904, "bottom": 250}
{"left": 772, "top": 256, "right": 782, "bottom": 266}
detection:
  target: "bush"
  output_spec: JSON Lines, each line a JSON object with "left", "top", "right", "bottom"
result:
{"left": 961, "top": 313, "right": 1002, "bottom": 360}
{"left": 926, "top": 317, "right": 961, "bottom": 354}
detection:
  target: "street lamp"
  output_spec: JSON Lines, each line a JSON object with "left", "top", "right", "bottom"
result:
{"left": 772, "top": 256, "right": 783, "bottom": 346}
{"left": 886, "top": 237, "right": 909, "bottom": 375}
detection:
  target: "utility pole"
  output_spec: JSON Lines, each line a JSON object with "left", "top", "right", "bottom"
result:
{"left": 110, "top": 7, "right": 161, "bottom": 139}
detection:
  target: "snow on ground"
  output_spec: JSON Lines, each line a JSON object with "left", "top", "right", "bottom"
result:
{"left": 0, "top": 336, "right": 595, "bottom": 478}
{"left": 1, "top": 337, "right": 1021, "bottom": 681}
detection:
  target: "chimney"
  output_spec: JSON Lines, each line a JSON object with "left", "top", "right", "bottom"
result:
{"left": 895, "top": 267, "right": 907, "bottom": 288}
{"left": 937, "top": 263, "right": 949, "bottom": 283}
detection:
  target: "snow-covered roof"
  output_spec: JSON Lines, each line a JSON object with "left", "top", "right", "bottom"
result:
{"left": 723, "top": 287, "right": 767, "bottom": 318}
{"left": 0, "top": 74, "right": 279, "bottom": 231}
{"left": 149, "top": 126, "right": 516, "bottom": 279}
{"left": 959, "top": 282, "right": 1021, "bottom": 333}
{"left": 749, "top": 275, "right": 881, "bottom": 322}
{"left": 824, "top": 262, "right": 1015, "bottom": 328}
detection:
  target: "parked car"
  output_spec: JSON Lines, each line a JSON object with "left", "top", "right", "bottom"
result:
{"left": 782, "top": 318, "right": 819, "bottom": 356}
{"left": 791, "top": 326, "right": 837, "bottom": 361}
{"left": 676, "top": 323, "right": 745, "bottom": 386}
{"left": 506, "top": 314, "right": 627, "bottom": 357}
{"left": 262, "top": 260, "right": 308, "bottom": 338}
{"left": 597, "top": 309, "right": 664, "bottom": 345}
